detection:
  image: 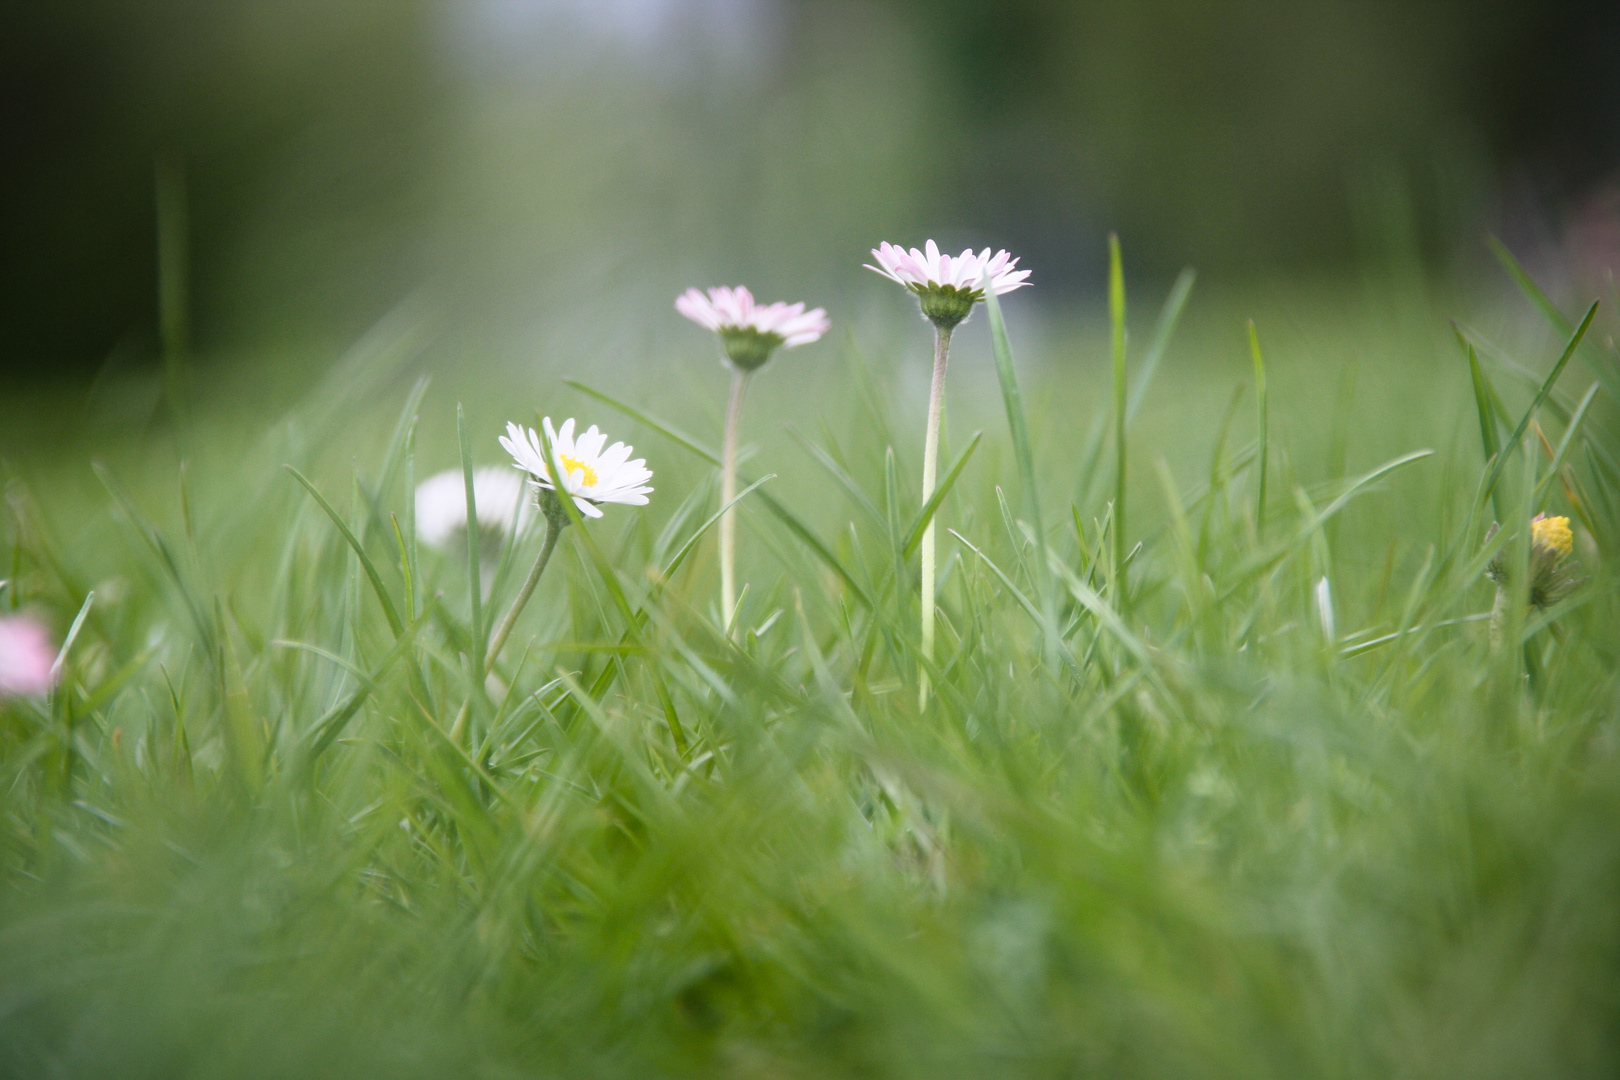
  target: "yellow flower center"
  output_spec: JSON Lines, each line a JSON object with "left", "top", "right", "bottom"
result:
{"left": 561, "top": 454, "right": 598, "bottom": 488}
{"left": 1531, "top": 515, "right": 1573, "bottom": 560}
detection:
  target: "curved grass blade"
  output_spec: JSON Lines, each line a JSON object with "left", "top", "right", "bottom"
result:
{"left": 1480, "top": 302, "right": 1598, "bottom": 506}
{"left": 789, "top": 428, "right": 885, "bottom": 531}
{"left": 1466, "top": 342, "right": 1504, "bottom": 522}
{"left": 902, "top": 431, "right": 982, "bottom": 559}
{"left": 1127, "top": 267, "right": 1196, "bottom": 424}
{"left": 284, "top": 466, "right": 405, "bottom": 638}
{"left": 1489, "top": 236, "right": 1620, "bottom": 400}
{"left": 1533, "top": 381, "right": 1602, "bottom": 503}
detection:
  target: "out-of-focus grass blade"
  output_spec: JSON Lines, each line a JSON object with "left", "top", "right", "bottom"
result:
{"left": 391, "top": 513, "right": 415, "bottom": 626}
{"left": 883, "top": 447, "right": 907, "bottom": 589}
{"left": 902, "top": 432, "right": 982, "bottom": 559}
{"left": 950, "top": 529, "right": 1082, "bottom": 682}
{"left": 982, "top": 280, "right": 1040, "bottom": 541}
{"left": 457, "top": 405, "right": 486, "bottom": 676}
{"left": 660, "top": 475, "right": 775, "bottom": 590}
{"left": 49, "top": 590, "right": 94, "bottom": 684}
{"left": 1109, "top": 234, "right": 1129, "bottom": 583}
{"left": 300, "top": 614, "right": 429, "bottom": 765}
{"left": 94, "top": 462, "right": 216, "bottom": 653}
{"left": 1480, "top": 302, "right": 1597, "bottom": 506}
{"left": 1248, "top": 321, "right": 1268, "bottom": 534}
{"left": 1127, "top": 268, "right": 1196, "bottom": 424}
{"left": 983, "top": 270, "right": 1060, "bottom": 662}
{"left": 1488, "top": 235, "right": 1620, "bottom": 400}
{"left": 375, "top": 376, "right": 430, "bottom": 498}
{"left": 790, "top": 428, "right": 885, "bottom": 531}
{"left": 1219, "top": 449, "right": 1434, "bottom": 599}
{"left": 1303, "top": 449, "right": 1435, "bottom": 537}
{"left": 1534, "top": 381, "right": 1601, "bottom": 501}
{"left": 1465, "top": 341, "right": 1505, "bottom": 523}
{"left": 284, "top": 466, "right": 405, "bottom": 639}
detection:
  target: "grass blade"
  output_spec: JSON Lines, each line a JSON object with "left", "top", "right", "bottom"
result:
{"left": 1480, "top": 302, "right": 1598, "bottom": 506}
{"left": 1109, "top": 234, "right": 1129, "bottom": 587}
{"left": 902, "top": 431, "right": 982, "bottom": 560}
{"left": 1248, "top": 320, "right": 1268, "bottom": 534}
{"left": 457, "top": 405, "right": 486, "bottom": 675}
{"left": 283, "top": 466, "right": 405, "bottom": 638}
{"left": 1127, "top": 267, "right": 1196, "bottom": 423}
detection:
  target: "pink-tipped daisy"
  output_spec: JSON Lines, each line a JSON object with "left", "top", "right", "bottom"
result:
{"left": 0, "top": 615, "right": 56, "bottom": 699}
{"left": 676, "top": 285, "right": 830, "bottom": 371}
{"left": 865, "top": 240, "right": 1030, "bottom": 330}
{"left": 499, "top": 418, "right": 652, "bottom": 519}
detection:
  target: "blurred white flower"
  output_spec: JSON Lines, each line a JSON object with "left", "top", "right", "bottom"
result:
{"left": 0, "top": 615, "right": 56, "bottom": 699}
{"left": 865, "top": 240, "right": 1030, "bottom": 331}
{"left": 676, "top": 285, "right": 829, "bottom": 370}
{"left": 499, "top": 418, "right": 653, "bottom": 519}
{"left": 415, "top": 467, "right": 534, "bottom": 550}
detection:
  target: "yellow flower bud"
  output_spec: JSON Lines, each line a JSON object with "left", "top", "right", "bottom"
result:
{"left": 1531, "top": 515, "right": 1573, "bottom": 561}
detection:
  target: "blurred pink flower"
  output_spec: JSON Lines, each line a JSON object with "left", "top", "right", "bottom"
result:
{"left": 0, "top": 615, "right": 56, "bottom": 698}
{"left": 865, "top": 240, "right": 1030, "bottom": 296}
{"left": 676, "top": 286, "right": 829, "bottom": 347}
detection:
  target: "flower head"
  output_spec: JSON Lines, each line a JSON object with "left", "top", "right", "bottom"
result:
{"left": 0, "top": 615, "right": 56, "bottom": 699}
{"left": 414, "top": 466, "right": 534, "bottom": 550}
{"left": 1486, "top": 513, "right": 1582, "bottom": 611}
{"left": 499, "top": 418, "right": 652, "bottom": 519}
{"left": 1531, "top": 514, "right": 1573, "bottom": 561}
{"left": 676, "top": 286, "right": 829, "bottom": 371}
{"left": 865, "top": 240, "right": 1030, "bottom": 331}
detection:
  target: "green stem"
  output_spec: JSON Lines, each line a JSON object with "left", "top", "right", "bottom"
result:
{"left": 721, "top": 368, "right": 749, "bottom": 636}
{"left": 919, "top": 323, "right": 953, "bottom": 708}
{"left": 485, "top": 495, "right": 568, "bottom": 671}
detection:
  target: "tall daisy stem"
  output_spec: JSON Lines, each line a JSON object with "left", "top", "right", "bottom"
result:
{"left": 721, "top": 367, "right": 750, "bottom": 636}
{"left": 919, "top": 324, "right": 953, "bottom": 708}
{"left": 486, "top": 494, "right": 569, "bottom": 671}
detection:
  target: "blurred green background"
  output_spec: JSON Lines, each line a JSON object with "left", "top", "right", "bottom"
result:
{"left": 5, "top": 0, "right": 1619, "bottom": 387}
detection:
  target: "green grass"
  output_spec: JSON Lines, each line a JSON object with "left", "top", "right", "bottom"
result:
{"left": 3, "top": 263, "right": 1619, "bottom": 1079}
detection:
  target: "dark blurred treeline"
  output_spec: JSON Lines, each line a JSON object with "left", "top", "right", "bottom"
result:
{"left": 3, "top": 0, "right": 1617, "bottom": 378}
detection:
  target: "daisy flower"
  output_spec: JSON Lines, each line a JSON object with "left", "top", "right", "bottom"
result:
{"left": 677, "top": 285, "right": 826, "bottom": 633}
{"left": 0, "top": 615, "right": 56, "bottom": 699}
{"left": 865, "top": 240, "right": 1030, "bottom": 330}
{"left": 865, "top": 239, "right": 1029, "bottom": 706}
{"left": 499, "top": 418, "right": 652, "bottom": 519}
{"left": 414, "top": 466, "right": 534, "bottom": 550}
{"left": 676, "top": 285, "right": 829, "bottom": 371}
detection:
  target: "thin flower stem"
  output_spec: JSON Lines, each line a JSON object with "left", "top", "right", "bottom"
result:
{"left": 721, "top": 367, "right": 750, "bottom": 636}
{"left": 919, "top": 324, "right": 953, "bottom": 708}
{"left": 486, "top": 509, "right": 564, "bottom": 671}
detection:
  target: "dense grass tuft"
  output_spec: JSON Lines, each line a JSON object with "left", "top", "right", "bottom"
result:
{"left": 3, "top": 263, "right": 1619, "bottom": 1078}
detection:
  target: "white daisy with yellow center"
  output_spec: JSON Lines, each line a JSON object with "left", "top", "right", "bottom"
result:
{"left": 499, "top": 418, "right": 652, "bottom": 519}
